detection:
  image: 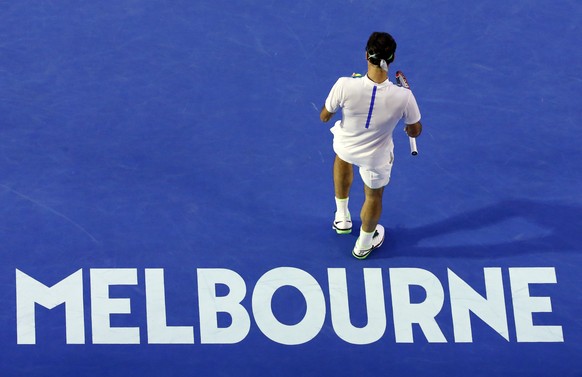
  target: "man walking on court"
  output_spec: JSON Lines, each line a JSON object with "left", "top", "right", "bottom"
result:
{"left": 320, "top": 31, "right": 422, "bottom": 259}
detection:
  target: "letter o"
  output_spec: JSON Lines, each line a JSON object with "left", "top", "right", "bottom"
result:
{"left": 252, "top": 267, "right": 325, "bottom": 345}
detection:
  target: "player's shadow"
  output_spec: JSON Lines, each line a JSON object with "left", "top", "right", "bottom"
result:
{"left": 377, "top": 199, "right": 582, "bottom": 259}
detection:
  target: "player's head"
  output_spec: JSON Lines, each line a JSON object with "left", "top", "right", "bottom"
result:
{"left": 366, "top": 32, "right": 397, "bottom": 71}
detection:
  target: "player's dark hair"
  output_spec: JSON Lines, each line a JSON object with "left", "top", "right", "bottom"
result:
{"left": 366, "top": 32, "right": 397, "bottom": 66}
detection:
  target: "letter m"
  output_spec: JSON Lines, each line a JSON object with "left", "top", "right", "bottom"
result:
{"left": 16, "top": 269, "right": 85, "bottom": 344}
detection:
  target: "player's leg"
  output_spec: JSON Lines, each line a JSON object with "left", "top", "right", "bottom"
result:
{"left": 361, "top": 185, "right": 384, "bottom": 233}
{"left": 352, "top": 165, "right": 390, "bottom": 259}
{"left": 334, "top": 154, "right": 352, "bottom": 199}
{"left": 333, "top": 155, "right": 353, "bottom": 234}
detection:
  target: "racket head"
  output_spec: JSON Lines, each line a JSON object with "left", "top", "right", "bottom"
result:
{"left": 395, "top": 70, "right": 410, "bottom": 89}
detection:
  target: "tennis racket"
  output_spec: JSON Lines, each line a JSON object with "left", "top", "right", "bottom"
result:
{"left": 395, "top": 70, "right": 419, "bottom": 156}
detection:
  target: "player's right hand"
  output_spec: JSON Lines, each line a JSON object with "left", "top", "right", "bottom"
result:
{"left": 405, "top": 122, "right": 422, "bottom": 138}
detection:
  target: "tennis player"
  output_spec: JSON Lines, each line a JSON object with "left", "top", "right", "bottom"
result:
{"left": 320, "top": 31, "right": 422, "bottom": 259}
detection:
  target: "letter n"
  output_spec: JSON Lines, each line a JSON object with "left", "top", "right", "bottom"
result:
{"left": 449, "top": 268, "right": 509, "bottom": 342}
{"left": 16, "top": 269, "right": 85, "bottom": 344}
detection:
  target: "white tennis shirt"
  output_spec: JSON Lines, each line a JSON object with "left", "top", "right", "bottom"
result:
{"left": 325, "top": 74, "right": 421, "bottom": 169}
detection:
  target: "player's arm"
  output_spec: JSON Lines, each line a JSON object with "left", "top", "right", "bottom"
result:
{"left": 405, "top": 121, "right": 422, "bottom": 138}
{"left": 320, "top": 105, "right": 335, "bottom": 123}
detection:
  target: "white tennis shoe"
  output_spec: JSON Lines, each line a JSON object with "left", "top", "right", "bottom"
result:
{"left": 352, "top": 224, "right": 385, "bottom": 259}
{"left": 333, "top": 211, "right": 352, "bottom": 234}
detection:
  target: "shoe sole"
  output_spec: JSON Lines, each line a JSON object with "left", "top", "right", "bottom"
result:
{"left": 352, "top": 238, "right": 384, "bottom": 259}
{"left": 333, "top": 224, "right": 352, "bottom": 234}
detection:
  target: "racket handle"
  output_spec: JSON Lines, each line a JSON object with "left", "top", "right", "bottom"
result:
{"left": 409, "top": 137, "right": 418, "bottom": 156}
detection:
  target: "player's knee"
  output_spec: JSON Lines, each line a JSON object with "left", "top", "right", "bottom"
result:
{"left": 364, "top": 186, "right": 384, "bottom": 199}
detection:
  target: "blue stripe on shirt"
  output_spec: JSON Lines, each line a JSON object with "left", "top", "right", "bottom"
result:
{"left": 365, "top": 86, "right": 377, "bottom": 129}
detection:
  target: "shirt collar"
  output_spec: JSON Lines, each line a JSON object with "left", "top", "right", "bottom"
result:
{"left": 364, "top": 74, "right": 392, "bottom": 88}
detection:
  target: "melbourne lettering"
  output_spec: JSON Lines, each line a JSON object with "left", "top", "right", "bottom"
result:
{"left": 15, "top": 267, "right": 564, "bottom": 345}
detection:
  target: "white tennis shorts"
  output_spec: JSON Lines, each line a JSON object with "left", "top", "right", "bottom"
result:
{"left": 358, "top": 155, "right": 394, "bottom": 189}
{"left": 335, "top": 150, "right": 394, "bottom": 189}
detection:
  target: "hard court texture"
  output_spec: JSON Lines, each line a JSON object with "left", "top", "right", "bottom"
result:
{"left": 0, "top": 1, "right": 581, "bottom": 376}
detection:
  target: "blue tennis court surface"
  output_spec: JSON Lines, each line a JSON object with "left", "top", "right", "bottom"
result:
{"left": 1, "top": 1, "right": 581, "bottom": 376}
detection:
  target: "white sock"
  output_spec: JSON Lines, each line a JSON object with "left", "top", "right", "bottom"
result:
{"left": 358, "top": 227, "right": 375, "bottom": 249}
{"left": 335, "top": 197, "right": 349, "bottom": 216}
